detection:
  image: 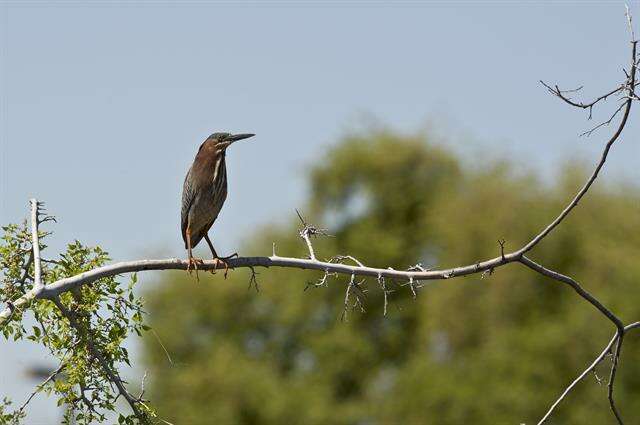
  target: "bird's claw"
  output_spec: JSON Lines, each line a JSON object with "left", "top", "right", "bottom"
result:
{"left": 187, "top": 257, "right": 204, "bottom": 281}
{"left": 212, "top": 253, "right": 238, "bottom": 279}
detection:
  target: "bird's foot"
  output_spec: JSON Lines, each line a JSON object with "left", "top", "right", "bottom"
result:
{"left": 212, "top": 253, "right": 238, "bottom": 279}
{"left": 187, "top": 257, "right": 204, "bottom": 281}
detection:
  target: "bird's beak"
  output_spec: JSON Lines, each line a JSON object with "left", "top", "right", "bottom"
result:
{"left": 223, "top": 133, "right": 255, "bottom": 148}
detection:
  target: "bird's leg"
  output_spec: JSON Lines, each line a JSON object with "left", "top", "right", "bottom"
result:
{"left": 186, "top": 226, "right": 203, "bottom": 281}
{"left": 204, "top": 233, "right": 219, "bottom": 259}
{"left": 203, "top": 233, "right": 219, "bottom": 275}
{"left": 204, "top": 234, "right": 236, "bottom": 279}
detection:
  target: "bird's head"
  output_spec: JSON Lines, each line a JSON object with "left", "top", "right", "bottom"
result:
{"left": 206, "top": 132, "right": 255, "bottom": 150}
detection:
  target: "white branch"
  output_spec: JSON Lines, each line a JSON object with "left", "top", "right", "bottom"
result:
{"left": 296, "top": 209, "right": 330, "bottom": 261}
{"left": 301, "top": 230, "right": 317, "bottom": 261}
{"left": 29, "top": 199, "right": 43, "bottom": 291}
{"left": 0, "top": 252, "right": 519, "bottom": 324}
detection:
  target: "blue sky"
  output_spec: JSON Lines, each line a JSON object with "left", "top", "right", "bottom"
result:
{"left": 2, "top": 1, "right": 639, "bottom": 422}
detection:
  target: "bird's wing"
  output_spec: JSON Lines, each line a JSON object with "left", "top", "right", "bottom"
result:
{"left": 181, "top": 167, "right": 196, "bottom": 247}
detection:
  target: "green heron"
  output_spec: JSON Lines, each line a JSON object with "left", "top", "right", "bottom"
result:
{"left": 181, "top": 132, "right": 255, "bottom": 274}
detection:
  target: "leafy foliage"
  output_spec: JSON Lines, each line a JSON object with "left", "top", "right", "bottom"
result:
{"left": 0, "top": 398, "right": 25, "bottom": 424}
{"left": 143, "top": 130, "right": 640, "bottom": 424}
{"left": 0, "top": 217, "right": 154, "bottom": 423}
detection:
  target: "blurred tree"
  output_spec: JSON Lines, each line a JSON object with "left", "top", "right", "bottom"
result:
{"left": 143, "top": 130, "right": 640, "bottom": 424}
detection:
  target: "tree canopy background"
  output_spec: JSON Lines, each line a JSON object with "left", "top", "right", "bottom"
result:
{"left": 142, "top": 130, "right": 640, "bottom": 424}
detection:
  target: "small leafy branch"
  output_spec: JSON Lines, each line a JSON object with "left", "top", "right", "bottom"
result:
{"left": 1, "top": 202, "right": 155, "bottom": 424}
{"left": 1, "top": 9, "right": 640, "bottom": 425}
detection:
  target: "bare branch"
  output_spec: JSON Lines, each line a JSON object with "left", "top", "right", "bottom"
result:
{"left": 539, "top": 80, "right": 626, "bottom": 116}
{"left": 0, "top": 239, "right": 611, "bottom": 327}
{"left": 138, "top": 371, "right": 148, "bottom": 402}
{"left": 407, "top": 263, "right": 429, "bottom": 272}
{"left": 297, "top": 209, "right": 317, "bottom": 260}
{"left": 519, "top": 256, "right": 623, "bottom": 331}
{"left": 330, "top": 255, "right": 365, "bottom": 268}
{"left": 296, "top": 209, "right": 330, "bottom": 261}
{"left": 626, "top": 3, "right": 636, "bottom": 42}
{"left": 305, "top": 268, "right": 336, "bottom": 291}
{"left": 341, "top": 274, "right": 356, "bottom": 322}
{"left": 377, "top": 273, "right": 390, "bottom": 317}
{"left": 29, "top": 199, "right": 43, "bottom": 292}
{"left": 0, "top": 253, "right": 513, "bottom": 324}
{"left": 608, "top": 334, "right": 625, "bottom": 424}
{"left": 579, "top": 101, "right": 626, "bottom": 137}
{"left": 537, "top": 322, "right": 640, "bottom": 424}
{"left": 522, "top": 40, "right": 637, "bottom": 255}
{"left": 521, "top": 254, "right": 629, "bottom": 421}
{"left": 247, "top": 266, "right": 259, "bottom": 292}
{"left": 340, "top": 273, "right": 366, "bottom": 321}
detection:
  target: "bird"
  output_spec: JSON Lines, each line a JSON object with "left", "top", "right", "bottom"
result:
{"left": 181, "top": 132, "right": 255, "bottom": 275}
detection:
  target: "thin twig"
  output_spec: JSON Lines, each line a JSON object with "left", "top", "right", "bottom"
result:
{"left": 579, "top": 102, "right": 626, "bottom": 137}
{"left": 19, "top": 363, "right": 65, "bottom": 413}
{"left": 138, "top": 371, "right": 148, "bottom": 401}
{"left": 150, "top": 329, "right": 173, "bottom": 366}
{"left": 608, "top": 334, "right": 625, "bottom": 424}
{"left": 296, "top": 209, "right": 331, "bottom": 261}
{"left": 341, "top": 274, "right": 356, "bottom": 322}
{"left": 539, "top": 80, "right": 625, "bottom": 115}
{"left": 377, "top": 273, "right": 390, "bottom": 317}
{"left": 247, "top": 266, "right": 260, "bottom": 292}
{"left": 626, "top": 3, "right": 636, "bottom": 42}
{"left": 331, "top": 255, "right": 365, "bottom": 267}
